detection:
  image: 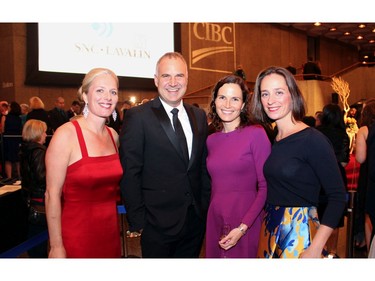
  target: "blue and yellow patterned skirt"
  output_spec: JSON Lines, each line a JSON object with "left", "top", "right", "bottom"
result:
{"left": 257, "top": 204, "right": 320, "bottom": 258}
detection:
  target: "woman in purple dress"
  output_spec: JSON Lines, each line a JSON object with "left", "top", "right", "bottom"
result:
{"left": 205, "top": 75, "right": 271, "bottom": 258}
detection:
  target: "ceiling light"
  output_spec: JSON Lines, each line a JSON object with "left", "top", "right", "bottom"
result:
{"left": 344, "top": 32, "right": 351, "bottom": 36}
{"left": 329, "top": 27, "right": 337, "bottom": 31}
{"left": 364, "top": 55, "right": 369, "bottom": 59}
{"left": 314, "top": 22, "right": 321, "bottom": 26}
{"left": 370, "top": 40, "right": 375, "bottom": 43}
{"left": 357, "top": 35, "right": 363, "bottom": 40}
{"left": 358, "top": 24, "right": 366, "bottom": 28}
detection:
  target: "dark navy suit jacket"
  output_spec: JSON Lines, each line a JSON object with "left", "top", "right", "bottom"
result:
{"left": 119, "top": 97, "right": 211, "bottom": 235}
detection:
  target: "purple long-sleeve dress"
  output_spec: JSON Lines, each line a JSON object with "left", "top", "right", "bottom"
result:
{"left": 205, "top": 125, "right": 271, "bottom": 258}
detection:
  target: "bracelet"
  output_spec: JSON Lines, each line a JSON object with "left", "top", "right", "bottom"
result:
{"left": 237, "top": 225, "right": 247, "bottom": 235}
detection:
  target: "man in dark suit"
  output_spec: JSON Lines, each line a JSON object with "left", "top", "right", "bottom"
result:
{"left": 48, "top": 96, "right": 69, "bottom": 132}
{"left": 120, "top": 52, "right": 211, "bottom": 258}
{"left": 66, "top": 100, "right": 82, "bottom": 120}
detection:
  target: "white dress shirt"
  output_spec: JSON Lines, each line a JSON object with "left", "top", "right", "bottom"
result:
{"left": 160, "top": 98, "right": 192, "bottom": 159}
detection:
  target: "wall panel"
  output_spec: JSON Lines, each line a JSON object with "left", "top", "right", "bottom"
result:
{"left": 0, "top": 23, "right": 373, "bottom": 111}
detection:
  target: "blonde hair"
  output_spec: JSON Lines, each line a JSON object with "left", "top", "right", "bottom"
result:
{"left": 77, "top": 68, "right": 119, "bottom": 101}
{"left": 22, "top": 119, "right": 47, "bottom": 142}
{"left": 29, "top": 96, "right": 45, "bottom": 110}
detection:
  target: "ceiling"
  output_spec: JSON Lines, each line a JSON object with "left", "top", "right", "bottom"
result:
{"left": 279, "top": 23, "right": 375, "bottom": 62}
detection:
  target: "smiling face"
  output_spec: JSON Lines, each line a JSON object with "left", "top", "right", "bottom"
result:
{"left": 215, "top": 83, "right": 244, "bottom": 132}
{"left": 260, "top": 73, "right": 293, "bottom": 123}
{"left": 154, "top": 56, "right": 188, "bottom": 107}
{"left": 83, "top": 73, "right": 118, "bottom": 119}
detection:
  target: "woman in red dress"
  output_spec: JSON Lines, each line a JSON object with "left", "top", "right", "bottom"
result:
{"left": 45, "top": 68, "right": 122, "bottom": 258}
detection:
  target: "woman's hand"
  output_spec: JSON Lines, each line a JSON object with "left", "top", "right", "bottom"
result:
{"left": 299, "top": 245, "right": 324, "bottom": 258}
{"left": 48, "top": 245, "right": 67, "bottom": 258}
{"left": 219, "top": 224, "right": 247, "bottom": 251}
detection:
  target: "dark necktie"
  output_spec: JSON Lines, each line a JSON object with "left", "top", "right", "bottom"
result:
{"left": 171, "top": 108, "right": 189, "bottom": 163}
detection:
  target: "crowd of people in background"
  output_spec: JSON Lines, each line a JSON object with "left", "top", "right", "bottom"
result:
{"left": 1, "top": 52, "right": 374, "bottom": 259}
{"left": 0, "top": 96, "right": 137, "bottom": 177}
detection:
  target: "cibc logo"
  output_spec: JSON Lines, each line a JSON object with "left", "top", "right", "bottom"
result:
{"left": 189, "top": 23, "right": 236, "bottom": 73}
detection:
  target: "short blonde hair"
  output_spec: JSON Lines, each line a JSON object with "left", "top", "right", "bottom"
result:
{"left": 29, "top": 96, "right": 45, "bottom": 110}
{"left": 22, "top": 119, "right": 47, "bottom": 142}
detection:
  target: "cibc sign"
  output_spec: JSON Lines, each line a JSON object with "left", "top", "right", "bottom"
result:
{"left": 189, "top": 23, "right": 236, "bottom": 73}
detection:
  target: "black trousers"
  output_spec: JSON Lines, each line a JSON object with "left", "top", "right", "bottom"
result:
{"left": 27, "top": 209, "right": 48, "bottom": 258}
{"left": 141, "top": 206, "right": 205, "bottom": 258}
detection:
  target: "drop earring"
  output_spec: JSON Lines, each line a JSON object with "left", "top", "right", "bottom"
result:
{"left": 83, "top": 103, "right": 89, "bottom": 118}
{"left": 112, "top": 110, "right": 117, "bottom": 121}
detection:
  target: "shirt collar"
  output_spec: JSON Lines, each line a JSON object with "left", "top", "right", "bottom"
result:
{"left": 159, "top": 97, "right": 184, "bottom": 114}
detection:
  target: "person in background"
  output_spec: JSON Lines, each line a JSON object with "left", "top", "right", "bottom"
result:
{"left": 48, "top": 96, "right": 69, "bottom": 133}
{"left": 365, "top": 120, "right": 375, "bottom": 256}
{"left": 0, "top": 101, "right": 9, "bottom": 133}
{"left": 205, "top": 75, "right": 271, "bottom": 258}
{"left": 285, "top": 63, "right": 297, "bottom": 75}
{"left": 120, "top": 52, "right": 211, "bottom": 258}
{"left": 303, "top": 57, "right": 321, "bottom": 80}
{"left": 19, "top": 119, "right": 48, "bottom": 258}
{"left": 27, "top": 96, "right": 52, "bottom": 135}
{"left": 315, "top": 110, "right": 323, "bottom": 127}
{"left": 233, "top": 64, "right": 246, "bottom": 81}
{"left": 355, "top": 98, "right": 375, "bottom": 253}
{"left": 348, "top": 106, "right": 359, "bottom": 120}
{"left": 302, "top": 115, "right": 316, "bottom": 127}
{"left": 119, "top": 100, "right": 132, "bottom": 124}
{"left": 66, "top": 100, "right": 82, "bottom": 120}
{"left": 251, "top": 66, "right": 346, "bottom": 258}
{"left": 0, "top": 101, "right": 9, "bottom": 178}
{"left": 1, "top": 101, "right": 22, "bottom": 180}
{"left": 45, "top": 68, "right": 122, "bottom": 258}
{"left": 316, "top": 103, "right": 350, "bottom": 258}
{"left": 0, "top": 101, "right": 9, "bottom": 115}
{"left": 20, "top": 103, "right": 30, "bottom": 126}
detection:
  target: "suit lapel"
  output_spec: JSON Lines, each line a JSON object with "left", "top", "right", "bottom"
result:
{"left": 151, "top": 99, "right": 186, "bottom": 164}
{"left": 185, "top": 104, "right": 198, "bottom": 169}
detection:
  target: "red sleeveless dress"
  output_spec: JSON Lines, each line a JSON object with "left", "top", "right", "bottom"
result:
{"left": 61, "top": 121, "right": 122, "bottom": 258}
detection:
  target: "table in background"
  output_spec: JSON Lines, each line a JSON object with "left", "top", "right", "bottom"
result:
{"left": 0, "top": 185, "right": 28, "bottom": 254}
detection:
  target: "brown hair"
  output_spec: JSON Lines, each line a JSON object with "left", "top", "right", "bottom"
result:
{"left": 251, "top": 66, "right": 306, "bottom": 125}
{"left": 208, "top": 74, "right": 253, "bottom": 132}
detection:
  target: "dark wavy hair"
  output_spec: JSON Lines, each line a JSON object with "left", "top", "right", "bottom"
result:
{"left": 207, "top": 75, "right": 253, "bottom": 132}
{"left": 320, "top": 103, "right": 346, "bottom": 130}
{"left": 9, "top": 101, "right": 22, "bottom": 116}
